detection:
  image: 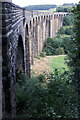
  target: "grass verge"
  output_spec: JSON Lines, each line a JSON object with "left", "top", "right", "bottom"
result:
{"left": 50, "top": 55, "right": 69, "bottom": 72}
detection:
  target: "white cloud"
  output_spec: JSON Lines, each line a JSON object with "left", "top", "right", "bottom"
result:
{"left": 12, "top": 0, "right": 79, "bottom": 7}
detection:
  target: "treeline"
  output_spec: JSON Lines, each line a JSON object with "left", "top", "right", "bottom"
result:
{"left": 24, "top": 3, "right": 77, "bottom": 11}
{"left": 24, "top": 5, "right": 57, "bottom": 11}
{"left": 62, "top": 3, "right": 77, "bottom": 6}
{"left": 56, "top": 3, "right": 77, "bottom": 12}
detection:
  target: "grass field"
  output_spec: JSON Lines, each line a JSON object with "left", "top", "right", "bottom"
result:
{"left": 50, "top": 55, "right": 69, "bottom": 72}
{"left": 32, "top": 55, "right": 69, "bottom": 76}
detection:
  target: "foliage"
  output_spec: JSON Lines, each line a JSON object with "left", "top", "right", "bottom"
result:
{"left": 61, "top": 37, "right": 71, "bottom": 54}
{"left": 43, "top": 37, "right": 63, "bottom": 55}
{"left": 65, "top": 27, "right": 73, "bottom": 35}
{"left": 16, "top": 69, "right": 78, "bottom": 118}
{"left": 58, "top": 27, "right": 65, "bottom": 34}
{"left": 63, "top": 14, "right": 74, "bottom": 26}
{"left": 39, "top": 52, "right": 46, "bottom": 57}
{"left": 67, "top": 3, "right": 80, "bottom": 117}
{"left": 55, "top": 47, "right": 64, "bottom": 55}
{"left": 37, "top": 74, "right": 46, "bottom": 82}
{"left": 56, "top": 6, "right": 72, "bottom": 12}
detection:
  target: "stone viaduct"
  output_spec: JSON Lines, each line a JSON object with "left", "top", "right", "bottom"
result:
{"left": 0, "top": 0, "right": 67, "bottom": 119}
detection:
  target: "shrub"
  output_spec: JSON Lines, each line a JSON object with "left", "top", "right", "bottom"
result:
{"left": 43, "top": 37, "right": 63, "bottom": 55}
{"left": 39, "top": 52, "right": 46, "bottom": 57}
{"left": 16, "top": 69, "right": 78, "bottom": 118}
{"left": 37, "top": 74, "right": 46, "bottom": 82}
{"left": 61, "top": 37, "right": 71, "bottom": 54}
{"left": 55, "top": 47, "right": 64, "bottom": 55}
{"left": 63, "top": 14, "right": 74, "bottom": 26}
{"left": 58, "top": 27, "right": 65, "bottom": 34}
{"left": 65, "top": 27, "right": 73, "bottom": 35}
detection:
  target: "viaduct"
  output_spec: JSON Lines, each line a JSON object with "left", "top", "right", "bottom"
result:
{"left": 0, "top": 0, "right": 67, "bottom": 119}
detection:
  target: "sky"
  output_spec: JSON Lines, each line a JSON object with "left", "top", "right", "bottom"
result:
{"left": 12, "top": 0, "right": 79, "bottom": 7}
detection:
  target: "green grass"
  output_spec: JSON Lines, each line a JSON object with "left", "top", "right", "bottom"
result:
{"left": 63, "top": 25, "right": 73, "bottom": 30}
{"left": 59, "top": 34, "right": 71, "bottom": 38}
{"left": 50, "top": 55, "right": 69, "bottom": 72}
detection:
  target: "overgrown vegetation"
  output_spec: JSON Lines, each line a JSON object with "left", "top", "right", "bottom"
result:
{"left": 63, "top": 14, "right": 74, "bottom": 26}
{"left": 67, "top": 3, "right": 80, "bottom": 117}
{"left": 43, "top": 37, "right": 63, "bottom": 55}
{"left": 16, "top": 69, "right": 78, "bottom": 118}
{"left": 42, "top": 36, "right": 71, "bottom": 56}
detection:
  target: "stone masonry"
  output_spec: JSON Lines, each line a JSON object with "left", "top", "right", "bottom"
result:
{"left": 0, "top": 0, "right": 67, "bottom": 118}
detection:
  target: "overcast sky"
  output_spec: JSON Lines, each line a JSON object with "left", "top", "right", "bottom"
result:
{"left": 12, "top": 0, "right": 79, "bottom": 7}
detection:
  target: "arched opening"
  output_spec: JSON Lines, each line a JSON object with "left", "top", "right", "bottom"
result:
{"left": 46, "top": 16, "right": 49, "bottom": 38}
{"left": 49, "top": 15, "right": 51, "bottom": 37}
{"left": 30, "top": 21, "right": 34, "bottom": 65}
{"left": 16, "top": 36, "right": 25, "bottom": 72}
{"left": 25, "top": 24, "right": 31, "bottom": 78}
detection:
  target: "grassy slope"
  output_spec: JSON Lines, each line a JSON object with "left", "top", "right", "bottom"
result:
{"left": 50, "top": 55, "right": 69, "bottom": 71}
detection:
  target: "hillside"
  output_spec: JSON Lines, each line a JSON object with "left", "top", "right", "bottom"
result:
{"left": 24, "top": 3, "right": 77, "bottom": 12}
{"left": 24, "top": 4, "right": 57, "bottom": 11}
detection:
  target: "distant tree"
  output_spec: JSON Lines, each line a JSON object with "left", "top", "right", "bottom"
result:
{"left": 63, "top": 3, "right": 75, "bottom": 6}
{"left": 58, "top": 27, "right": 65, "bottom": 34}
{"left": 63, "top": 14, "right": 74, "bottom": 26}
{"left": 65, "top": 27, "right": 73, "bottom": 35}
{"left": 56, "top": 6, "right": 72, "bottom": 12}
{"left": 24, "top": 5, "right": 56, "bottom": 10}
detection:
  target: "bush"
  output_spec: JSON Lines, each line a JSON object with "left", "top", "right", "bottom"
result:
{"left": 61, "top": 37, "right": 71, "bottom": 54}
{"left": 43, "top": 37, "right": 63, "bottom": 55}
{"left": 16, "top": 69, "right": 78, "bottom": 118}
{"left": 58, "top": 27, "right": 65, "bottom": 34}
{"left": 56, "top": 6, "right": 72, "bottom": 12}
{"left": 39, "top": 52, "right": 46, "bottom": 57}
{"left": 37, "top": 74, "right": 46, "bottom": 82}
{"left": 63, "top": 14, "right": 74, "bottom": 26}
{"left": 65, "top": 27, "right": 73, "bottom": 35}
{"left": 55, "top": 47, "right": 64, "bottom": 55}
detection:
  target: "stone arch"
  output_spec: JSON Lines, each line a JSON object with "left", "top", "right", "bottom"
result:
{"left": 44, "top": 15, "right": 46, "bottom": 20}
{"left": 25, "top": 24, "right": 31, "bottom": 77}
{"left": 37, "top": 16, "right": 40, "bottom": 53}
{"left": 29, "top": 20, "right": 34, "bottom": 65}
{"left": 35, "top": 17, "right": 38, "bottom": 56}
{"left": 46, "top": 15, "right": 49, "bottom": 38}
{"left": 49, "top": 15, "right": 51, "bottom": 37}
{"left": 16, "top": 35, "right": 25, "bottom": 72}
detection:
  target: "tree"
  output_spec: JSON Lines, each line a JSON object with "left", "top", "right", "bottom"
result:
{"left": 63, "top": 14, "right": 74, "bottom": 26}
{"left": 67, "top": 2, "right": 80, "bottom": 117}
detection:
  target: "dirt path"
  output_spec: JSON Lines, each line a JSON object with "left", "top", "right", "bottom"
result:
{"left": 31, "top": 55, "right": 66, "bottom": 76}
